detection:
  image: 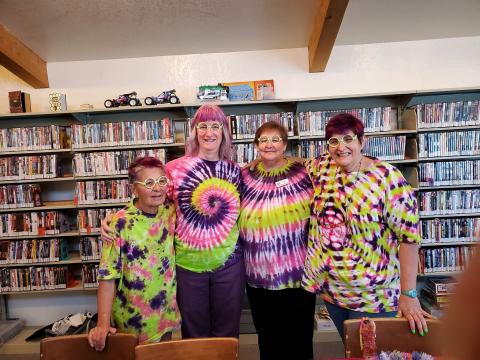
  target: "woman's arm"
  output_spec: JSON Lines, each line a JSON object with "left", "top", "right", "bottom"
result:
{"left": 397, "top": 243, "right": 433, "bottom": 336}
{"left": 100, "top": 213, "right": 115, "bottom": 244}
{"left": 383, "top": 168, "right": 433, "bottom": 335}
{"left": 88, "top": 280, "right": 117, "bottom": 351}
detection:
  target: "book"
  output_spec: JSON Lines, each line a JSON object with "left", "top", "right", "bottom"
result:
{"left": 221, "top": 81, "right": 255, "bottom": 101}
{"left": 254, "top": 80, "right": 275, "bottom": 100}
{"left": 421, "top": 288, "right": 451, "bottom": 307}
{"left": 426, "top": 277, "right": 458, "bottom": 294}
{"left": 419, "top": 295, "right": 445, "bottom": 318}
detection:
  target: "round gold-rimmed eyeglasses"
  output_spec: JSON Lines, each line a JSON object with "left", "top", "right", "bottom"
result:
{"left": 134, "top": 176, "right": 169, "bottom": 189}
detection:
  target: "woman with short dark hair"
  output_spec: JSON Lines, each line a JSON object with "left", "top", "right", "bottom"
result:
{"left": 239, "top": 121, "right": 315, "bottom": 360}
{"left": 302, "top": 113, "right": 431, "bottom": 339}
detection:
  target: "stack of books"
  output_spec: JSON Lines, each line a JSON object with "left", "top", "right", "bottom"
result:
{"left": 420, "top": 277, "right": 458, "bottom": 317}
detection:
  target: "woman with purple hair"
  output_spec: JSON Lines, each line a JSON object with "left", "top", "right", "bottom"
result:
{"left": 165, "top": 104, "right": 244, "bottom": 338}
{"left": 301, "top": 113, "right": 431, "bottom": 339}
{"left": 89, "top": 157, "right": 180, "bottom": 350}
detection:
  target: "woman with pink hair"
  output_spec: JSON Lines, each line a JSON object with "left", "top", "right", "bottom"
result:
{"left": 165, "top": 104, "right": 244, "bottom": 338}
{"left": 101, "top": 104, "right": 244, "bottom": 339}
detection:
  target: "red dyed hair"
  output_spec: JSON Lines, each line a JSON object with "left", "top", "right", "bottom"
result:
{"left": 325, "top": 113, "right": 365, "bottom": 141}
{"left": 185, "top": 104, "right": 233, "bottom": 160}
{"left": 128, "top": 156, "right": 165, "bottom": 183}
{"left": 254, "top": 121, "right": 288, "bottom": 144}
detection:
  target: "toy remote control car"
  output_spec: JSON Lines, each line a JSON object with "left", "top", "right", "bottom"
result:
{"left": 144, "top": 90, "right": 180, "bottom": 105}
{"left": 104, "top": 92, "right": 141, "bottom": 108}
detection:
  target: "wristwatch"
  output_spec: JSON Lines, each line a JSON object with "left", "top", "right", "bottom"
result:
{"left": 401, "top": 289, "right": 417, "bottom": 298}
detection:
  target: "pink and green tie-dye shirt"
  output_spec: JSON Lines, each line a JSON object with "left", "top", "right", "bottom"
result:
{"left": 166, "top": 156, "right": 242, "bottom": 272}
{"left": 302, "top": 154, "right": 420, "bottom": 313}
{"left": 239, "top": 160, "right": 312, "bottom": 290}
{"left": 98, "top": 200, "right": 181, "bottom": 343}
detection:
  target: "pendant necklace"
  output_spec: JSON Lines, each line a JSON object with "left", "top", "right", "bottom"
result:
{"left": 337, "top": 156, "right": 363, "bottom": 223}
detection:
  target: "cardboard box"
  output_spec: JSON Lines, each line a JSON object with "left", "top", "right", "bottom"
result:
{"left": 49, "top": 93, "right": 67, "bottom": 111}
{"left": 8, "top": 91, "right": 31, "bottom": 113}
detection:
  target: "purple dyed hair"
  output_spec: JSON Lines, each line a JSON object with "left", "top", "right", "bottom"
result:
{"left": 185, "top": 104, "right": 233, "bottom": 160}
{"left": 325, "top": 113, "right": 365, "bottom": 142}
{"left": 128, "top": 156, "right": 165, "bottom": 183}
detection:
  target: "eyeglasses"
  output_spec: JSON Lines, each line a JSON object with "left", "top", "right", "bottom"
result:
{"left": 258, "top": 135, "right": 283, "bottom": 144}
{"left": 196, "top": 122, "right": 223, "bottom": 132}
{"left": 134, "top": 176, "right": 169, "bottom": 189}
{"left": 327, "top": 134, "right": 358, "bottom": 147}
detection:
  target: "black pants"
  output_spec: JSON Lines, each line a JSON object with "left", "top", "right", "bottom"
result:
{"left": 246, "top": 285, "right": 316, "bottom": 360}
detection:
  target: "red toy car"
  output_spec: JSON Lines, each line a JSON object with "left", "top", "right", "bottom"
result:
{"left": 104, "top": 92, "right": 141, "bottom": 108}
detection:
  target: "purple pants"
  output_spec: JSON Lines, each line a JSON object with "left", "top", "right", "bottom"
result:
{"left": 176, "top": 259, "right": 246, "bottom": 338}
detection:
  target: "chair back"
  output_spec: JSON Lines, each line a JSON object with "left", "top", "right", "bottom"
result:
{"left": 135, "top": 337, "right": 238, "bottom": 360}
{"left": 344, "top": 317, "right": 443, "bottom": 358}
{"left": 40, "top": 333, "right": 138, "bottom": 360}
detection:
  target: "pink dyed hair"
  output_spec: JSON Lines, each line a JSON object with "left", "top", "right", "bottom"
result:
{"left": 185, "top": 104, "right": 233, "bottom": 160}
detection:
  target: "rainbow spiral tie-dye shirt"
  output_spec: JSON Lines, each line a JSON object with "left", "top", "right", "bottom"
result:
{"left": 166, "top": 156, "right": 242, "bottom": 272}
{"left": 302, "top": 154, "right": 420, "bottom": 313}
{"left": 98, "top": 200, "right": 181, "bottom": 343}
{"left": 239, "top": 160, "right": 313, "bottom": 290}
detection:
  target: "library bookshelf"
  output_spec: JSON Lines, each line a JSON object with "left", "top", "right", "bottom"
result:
{"left": 0, "top": 89, "right": 478, "bottom": 318}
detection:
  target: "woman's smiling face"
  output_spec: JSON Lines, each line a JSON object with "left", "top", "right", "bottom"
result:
{"left": 327, "top": 131, "right": 364, "bottom": 172}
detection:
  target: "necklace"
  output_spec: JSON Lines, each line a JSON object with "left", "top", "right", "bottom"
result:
{"left": 337, "top": 156, "right": 363, "bottom": 223}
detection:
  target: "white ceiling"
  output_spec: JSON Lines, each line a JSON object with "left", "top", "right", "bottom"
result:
{"left": 0, "top": 0, "right": 479, "bottom": 62}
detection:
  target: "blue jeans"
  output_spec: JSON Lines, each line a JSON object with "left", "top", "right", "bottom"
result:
{"left": 325, "top": 301, "right": 397, "bottom": 341}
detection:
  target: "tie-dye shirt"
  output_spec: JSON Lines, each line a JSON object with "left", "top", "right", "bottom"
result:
{"left": 166, "top": 156, "right": 242, "bottom": 272}
{"left": 302, "top": 154, "right": 420, "bottom": 313}
{"left": 98, "top": 200, "right": 181, "bottom": 343}
{"left": 239, "top": 160, "right": 312, "bottom": 290}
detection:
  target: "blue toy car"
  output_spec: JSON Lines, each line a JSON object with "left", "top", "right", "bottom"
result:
{"left": 144, "top": 90, "right": 180, "bottom": 105}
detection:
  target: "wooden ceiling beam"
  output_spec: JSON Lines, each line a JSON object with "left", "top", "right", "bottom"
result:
{"left": 308, "top": 0, "right": 349, "bottom": 73}
{"left": 0, "top": 25, "right": 49, "bottom": 88}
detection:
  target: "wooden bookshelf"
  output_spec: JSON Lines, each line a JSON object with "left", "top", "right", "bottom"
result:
{"left": 421, "top": 241, "right": 479, "bottom": 247}
{"left": 0, "top": 200, "right": 76, "bottom": 213}
{"left": 0, "top": 253, "right": 84, "bottom": 268}
{"left": 71, "top": 142, "right": 183, "bottom": 153}
{"left": 0, "top": 148, "right": 71, "bottom": 156}
{"left": 1, "top": 176, "right": 74, "bottom": 185}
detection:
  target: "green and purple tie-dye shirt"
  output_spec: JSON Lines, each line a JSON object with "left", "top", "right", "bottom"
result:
{"left": 98, "top": 200, "right": 181, "bottom": 343}
{"left": 239, "top": 160, "right": 312, "bottom": 290}
{"left": 166, "top": 156, "right": 242, "bottom": 272}
{"left": 302, "top": 154, "right": 420, "bottom": 313}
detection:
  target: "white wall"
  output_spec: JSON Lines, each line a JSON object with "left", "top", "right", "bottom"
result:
{"left": 2, "top": 36, "right": 480, "bottom": 326}
{"left": 1, "top": 36, "right": 480, "bottom": 114}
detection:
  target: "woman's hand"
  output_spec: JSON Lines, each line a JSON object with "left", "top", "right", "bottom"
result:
{"left": 397, "top": 295, "right": 434, "bottom": 336}
{"left": 88, "top": 325, "right": 117, "bottom": 351}
{"left": 100, "top": 214, "right": 115, "bottom": 245}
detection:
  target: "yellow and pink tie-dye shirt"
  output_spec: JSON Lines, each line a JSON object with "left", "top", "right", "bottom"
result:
{"left": 166, "top": 156, "right": 242, "bottom": 272}
{"left": 98, "top": 199, "right": 181, "bottom": 343}
{"left": 302, "top": 154, "right": 420, "bottom": 313}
